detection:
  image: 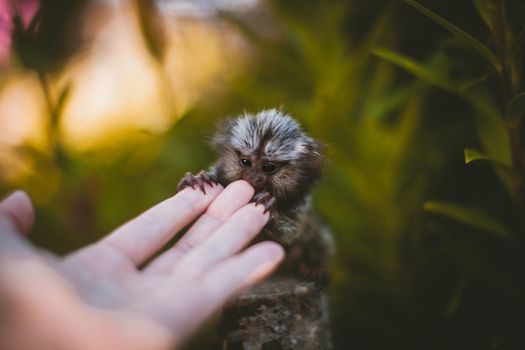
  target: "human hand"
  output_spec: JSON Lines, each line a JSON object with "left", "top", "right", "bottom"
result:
{"left": 0, "top": 181, "right": 284, "bottom": 350}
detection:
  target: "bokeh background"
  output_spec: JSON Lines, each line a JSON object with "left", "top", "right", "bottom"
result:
{"left": 1, "top": 0, "right": 524, "bottom": 348}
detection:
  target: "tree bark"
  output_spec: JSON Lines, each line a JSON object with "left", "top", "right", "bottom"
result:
{"left": 220, "top": 278, "right": 332, "bottom": 350}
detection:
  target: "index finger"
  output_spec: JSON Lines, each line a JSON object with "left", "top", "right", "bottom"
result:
{"left": 101, "top": 183, "right": 223, "bottom": 266}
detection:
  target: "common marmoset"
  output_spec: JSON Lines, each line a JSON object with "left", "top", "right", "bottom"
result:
{"left": 177, "top": 109, "right": 333, "bottom": 285}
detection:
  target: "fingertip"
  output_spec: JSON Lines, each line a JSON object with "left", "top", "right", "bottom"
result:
{"left": 244, "top": 202, "right": 270, "bottom": 225}
{"left": 207, "top": 181, "right": 254, "bottom": 220}
{"left": 223, "top": 203, "right": 269, "bottom": 233}
{"left": 7, "top": 190, "right": 31, "bottom": 205}
{"left": 227, "top": 180, "right": 255, "bottom": 198}
{"left": 14, "top": 190, "right": 34, "bottom": 230}
{"left": 241, "top": 241, "right": 285, "bottom": 287}
{"left": 0, "top": 189, "right": 34, "bottom": 235}
{"left": 205, "top": 182, "right": 224, "bottom": 196}
{"left": 256, "top": 241, "right": 285, "bottom": 264}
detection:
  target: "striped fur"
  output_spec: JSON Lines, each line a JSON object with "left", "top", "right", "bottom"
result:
{"left": 211, "top": 109, "right": 325, "bottom": 210}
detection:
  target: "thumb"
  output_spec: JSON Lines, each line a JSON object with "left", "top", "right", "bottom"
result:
{"left": 0, "top": 190, "right": 35, "bottom": 236}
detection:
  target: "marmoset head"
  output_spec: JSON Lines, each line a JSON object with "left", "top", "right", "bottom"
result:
{"left": 212, "top": 109, "right": 325, "bottom": 208}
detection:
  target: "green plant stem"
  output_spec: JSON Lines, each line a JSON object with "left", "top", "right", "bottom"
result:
{"left": 505, "top": 117, "right": 524, "bottom": 213}
{"left": 37, "top": 70, "right": 61, "bottom": 162}
{"left": 490, "top": 0, "right": 524, "bottom": 215}
{"left": 491, "top": 0, "right": 513, "bottom": 101}
{"left": 37, "top": 70, "right": 54, "bottom": 120}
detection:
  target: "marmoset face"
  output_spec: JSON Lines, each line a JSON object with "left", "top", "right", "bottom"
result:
{"left": 212, "top": 109, "right": 325, "bottom": 207}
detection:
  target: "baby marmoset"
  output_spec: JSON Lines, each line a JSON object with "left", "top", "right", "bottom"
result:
{"left": 177, "top": 109, "right": 333, "bottom": 285}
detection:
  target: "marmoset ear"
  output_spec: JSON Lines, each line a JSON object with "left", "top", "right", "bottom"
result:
{"left": 301, "top": 137, "right": 327, "bottom": 180}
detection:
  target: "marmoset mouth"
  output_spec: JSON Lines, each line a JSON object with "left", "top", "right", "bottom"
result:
{"left": 243, "top": 176, "right": 266, "bottom": 191}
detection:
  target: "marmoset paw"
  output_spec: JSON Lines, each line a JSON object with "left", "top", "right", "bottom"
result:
{"left": 176, "top": 171, "right": 219, "bottom": 194}
{"left": 250, "top": 191, "right": 276, "bottom": 214}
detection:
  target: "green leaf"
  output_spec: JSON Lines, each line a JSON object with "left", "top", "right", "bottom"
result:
{"left": 464, "top": 147, "right": 488, "bottom": 164}
{"left": 373, "top": 48, "right": 456, "bottom": 92}
{"left": 511, "top": 25, "right": 525, "bottom": 54}
{"left": 374, "top": 48, "right": 512, "bottom": 172}
{"left": 464, "top": 147, "right": 512, "bottom": 167}
{"left": 424, "top": 201, "right": 515, "bottom": 240}
{"left": 444, "top": 277, "right": 467, "bottom": 316}
{"left": 220, "top": 13, "right": 306, "bottom": 81}
{"left": 507, "top": 92, "right": 525, "bottom": 121}
{"left": 52, "top": 83, "right": 72, "bottom": 127}
{"left": 135, "top": 0, "right": 165, "bottom": 63}
{"left": 467, "top": 111, "right": 515, "bottom": 193}
{"left": 472, "top": 0, "right": 493, "bottom": 31}
{"left": 402, "top": 0, "right": 499, "bottom": 71}
{"left": 458, "top": 74, "right": 492, "bottom": 93}
{"left": 470, "top": 107, "right": 512, "bottom": 168}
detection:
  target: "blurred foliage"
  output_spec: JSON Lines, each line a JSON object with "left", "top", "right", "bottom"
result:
{"left": 12, "top": 0, "right": 90, "bottom": 71}
{"left": 1, "top": 0, "right": 525, "bottom": 349}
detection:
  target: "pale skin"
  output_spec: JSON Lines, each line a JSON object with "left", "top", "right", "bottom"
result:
{"left": 0, "top": 180, "right": 285, "bottom": 350}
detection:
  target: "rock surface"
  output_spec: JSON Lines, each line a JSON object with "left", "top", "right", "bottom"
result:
{"left": 220, "top": 278, "right": 331, "bottom": 350}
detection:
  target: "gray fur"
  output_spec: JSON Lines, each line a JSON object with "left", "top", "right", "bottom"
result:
{"left": 211, "top": 109, "right": 325, "bottom": 208}
{"left": 212, "top": 109, "right": 322, "bottom": 160}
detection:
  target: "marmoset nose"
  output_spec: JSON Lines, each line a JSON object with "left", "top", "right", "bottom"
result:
{"left": 244, "top": 172, "right": 266, "bottom": 191}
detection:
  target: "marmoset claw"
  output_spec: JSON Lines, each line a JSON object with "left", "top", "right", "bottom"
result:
{"left": 250, "top": 191, "right": 276, "bottom": 214}
{"left": 177, "top": 171, "right": 219, "bottom": 194}
{"left": 197, "top": 170, "right": 218, "bottom": 187}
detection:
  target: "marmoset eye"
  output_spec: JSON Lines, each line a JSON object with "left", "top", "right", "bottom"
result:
{"left": 262, "top": 162, "right": 278, "bottom": 174}
{"left": 239, "top": 157, "right": 252, "bottom": 167}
